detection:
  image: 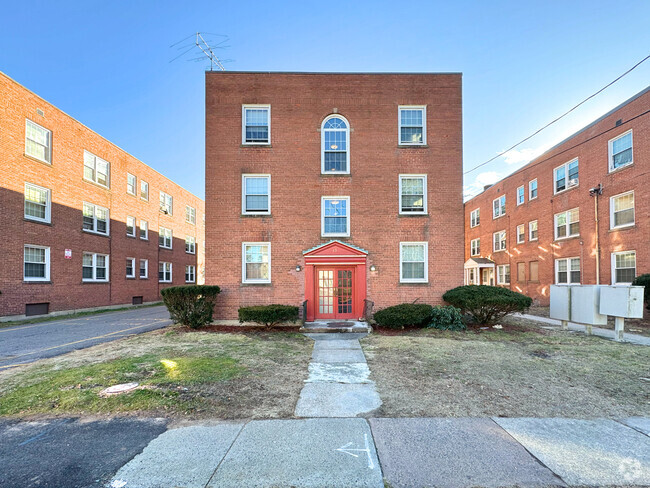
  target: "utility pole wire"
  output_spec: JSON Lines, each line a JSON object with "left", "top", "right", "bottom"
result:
{"left": 464, "top": 52, "right": 650, "bottom": 175}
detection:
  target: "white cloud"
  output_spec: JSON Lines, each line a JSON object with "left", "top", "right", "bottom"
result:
{"left": 502, "top": 146, "right": 547, "bottom": 166}
{"left": 463, "top": 171, "right": 502, "bottom": 201}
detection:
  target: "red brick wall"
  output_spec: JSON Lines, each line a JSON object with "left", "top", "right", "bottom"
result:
{"left": 0, "top": 71, "right": 205, "bottom": 317}
{"left": 205, "top": 72, "right": 464, "bottom": 319}
{"left": 464, "top": 88, "right": 650, "bottom": 305}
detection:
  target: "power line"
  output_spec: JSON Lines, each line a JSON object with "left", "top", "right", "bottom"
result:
{"left": 464, "top": 52, "right": 650, "bottom": 176}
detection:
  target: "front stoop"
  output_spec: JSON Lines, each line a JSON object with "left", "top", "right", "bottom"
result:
{"left": 299, "top": 320, "right": 372, "bottom": 333}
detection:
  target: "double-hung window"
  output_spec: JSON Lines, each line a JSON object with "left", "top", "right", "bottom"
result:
{"left": 610, "top": 191, "right": 634, "bottom": 229}
{"left": 517, "top": 186, "right": 525, "bottom": 205}
{"left": 140, "top": 220, "right": 148, "bottom": 240}
{"left": 242, "top": 175, "right": 270, "bottom": 214}
{"left": 83, "top": 253, "right": 109, "bottom": 282}
{"left": 242, "top": 105, "right": 270, "bottom": 144}
{"left": 139, "top": 259, "right": 148, "bottom": 279}
{"left": 83, "top": 202, "right": 109, "bottom": 235}
{"left": 159, "top": 227, "right": 172, "bottom": 249}
{"left": 470, "top": 238, "right": 480, "bottom": 257}
{"left": 321, "top": 197, "right": 350, "bottom": 237}
{"left": 83, "top": 151, "right": 110, "bottom": 188}
{"left": 554, "top": 159, "right": 579, "bottom": 193}
{"left": 529, "top": 220, "right": 538, "bottom": 241}
{"left": 398, "top": 106, "right": 426, "bottom": 145}
{"left": 493, "top": 230, "right": 506, "bottom": 252}
{"left": 493, "top": 195, "right": 506, "bottom": 218}
{"left": 242, "top": 242, "right": 271, "bottom": 283}
{"left": 185, "top": 265, "right": 196, "bottom": 283}
{"left": 470, "top": 208, "right": 480, "bottom": 227}
{"left": 399, "top": 242, "right": 428, "bottom": 283}
{"left": 321, "top": 115, "right": 350, "bottom": 173}
{"left": 185, "top": 236, "right": 196, "bottom": 254}
{"left": 556, "top": 257, "right": 580, "bottom": 284}
{"left": 517, "top": 224, "right": 525, "bottom": 244}
{"left": 497, "top": 264, "right": 510, "bottom": 285}
{"left": 127, "top": 173, "right": 136, "bottom": 195}
{"left": 140, "top": 180, "right": 149, "bottom": 200}
{"left": 611, "top": 251, "right": 636, "bottom": 284}
{"left": 25, "top": 119, "right": 52, "bottom": 164}
{"left": 399, "top": 175, "right": 427, "bottom": 214}
{"left": 126, "top": 258, "right": 135, "bottom": 278}
{"left": 24, "top": 183, "right": 51, "bottom": 223}
{"left": 126, "top": 216, "right": 136, "bottom": 237}
{"left": 529, "top": 179, "right": 538, "bottom": 200}
{"left": 159, "top": 262, "right": 172, "bottom": 283}
{"left": 24, "top": 245, "right": 50, "bottom": 281}
{"left": 609, "top": 131, "right": 633, "bottom": 171}
{"left": 554, "top": 208, "right": 579, "bottom": 239}
{"left": 159, "top": 191, "right": 173, "bottom": 215}
{"left": 185, "top": 205, "right": 196, "bottom": 224}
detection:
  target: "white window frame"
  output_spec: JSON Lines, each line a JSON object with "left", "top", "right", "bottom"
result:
{"left": 126, "top": 257, "right": 136, "bottom": 278}
{"left": 554, "top": 158, "right": 579, "bottom": 194}
{"left": 139, "top": 259, "right": 148, "bottom": 279}
{"left": 242, "top": 104, "right": 271, "bottom": 145}
{"left": 242, "top": 242, "right": 271, "bottom": 284}
{"left": 185, "top": 265, "right": 196, "bottom": 283}
{"left": 493, "top": 230, "right": 506, "bottom": 252}
{"left": 159, "top": 191, "right": 173, "bottom": 215}
{"left": 608, "top": 130, "right": 633, "bottom": 172}
{"left": 126, "top": 216, "right": 136, "bottom": 237}
{"left": 554, "top": 208, "right": 580, "bottom": 240}
{"left": 493, "top": 195, "right": 506, "bottom": 219}
{"left": 529, "top": 220, "right": 538, "bottom": 241}
{"left": 242, "top": 174, "right": 271, "bottom": 215}
{"left": 159, "top": 227, "right": 172, "bottom": 249}
{"left": 25, "top": 119, "right": 52, "bottom": 164}
{"left": 82, "top": 252, "right": 110, "bottom": 282}
{"left": 185, "top": 205, "right": 196, "bottom": 224}
{"left": 321, "top": 114, "right": 351, "bottom": 175}
{"left": 82, "top": 202, "right": 110, "bottom": 236}
{"left": 399, "top": 242, "right": 428, "bottom": 283}
{"left": 555, "top": 257, "right": 581, "bottom": 285}
{"left": 609, "top": 190, "right": 635, "bottom": 230}
{"left": 529, "top": 179, "right": 538, "bottom": 200}
{"left": 517, "top": 186, "right": 525, "bottom": 206}
{"left": 185, "top": 236, "right": 196, "bottom": 254}
{"left": 497, "top": 264, "right": 510, "bottom": 285}
{"left": 127, "top": 173, "right": 136, "bottom": 195}
{"left": 321, "top": 196, "right": 350, "bottom": 237}
{"left": 470, "top": 208, "right": 480, "bottom": 228}
{"left": 140, "top": 220, "right": 148, "bottom": 240}
{"left": 399, "top": 174, "right": 427, "bottom": 214}
{"left": 611, "top": 251, "right": 636, "bottom": 285}
{"left": 83, "top": 150, "right": 110, "bottom": 188}
{"left": 398, "top": 105, "right": 426, "bottom": 145}
{"left": 24, "top": 182, "right": 51, "bottom": 223}
{"left": 159, "top": 262, "right": 172, "bottom": 283}
{"left": 516, "top": 224, "right": 525, "bottom": 244}
{"left": 470, "top": 238, "right": 480, "bottom": 257}
{"left": 24, "top": 245, "right": 50, "bottom": 282}
{"left": 140, "top": 180, "right": 149, "bottom": 201}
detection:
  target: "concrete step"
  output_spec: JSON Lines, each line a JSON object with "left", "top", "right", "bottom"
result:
{"left": 299, "top": 321, "right": 372, "bottom": 333}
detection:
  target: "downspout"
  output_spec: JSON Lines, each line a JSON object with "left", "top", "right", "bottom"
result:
{"left": 590, "top": 184, "right": 603, "bottom": 285}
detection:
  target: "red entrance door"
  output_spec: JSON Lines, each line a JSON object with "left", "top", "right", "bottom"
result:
{"left": 315, "top": 268, "right": 355, "bottom": 319}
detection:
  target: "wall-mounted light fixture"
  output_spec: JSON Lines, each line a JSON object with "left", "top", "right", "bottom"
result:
{"left": 370, "top": 265, "right": 376, "bottom": 272}
{"left": 296, "top": 265, "right": 302, "bottom": 272}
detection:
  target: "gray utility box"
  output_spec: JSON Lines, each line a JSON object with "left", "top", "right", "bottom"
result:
{"left": 599, "top": 286, "right": 644, "bottom": 318}
{"left": 549, "top": 285, "right": 571, "bottom": 321}
{"left": 550, "top": 285, "right": 607, "bottom": 325}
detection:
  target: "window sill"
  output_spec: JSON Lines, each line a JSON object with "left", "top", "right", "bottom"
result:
{"left": 398, "top": 281, "right": 429, "bottom": 286}
{"left": 140, "top": 237, "right": 149, "bottom": 241}
{"left": 83, "top": 178, "right": 110, "bottom": 191}
{"left": 397, "top": 144, "right": 428, "bottom": 149}
{"left": 241, "top": 213, "right": 271, "bottom": 217}
{"left": 140, "top": 277, "right": 149, "bottom": 280}
{"left": 126, "top": 277, "right": 136, "bottom": 280}
{"left": 608, "top": 162, "right": 634, "bottom": 174}
{"left": 159, "top": 246, "right": 173, "bottom": 251}
{"left": 241, "top": 282, "right": 272, "bottom": 286}
{"left": 126, "top": 192, "right": 137, "bottom": 198}
{"left": 320, "top": 173, "right": 351, "bottom": 177}
{"left": 23, "top": 280, "right": 52, "bottom": 284}
{"left": 492, "top": 214, "right": 506, "bottom": 220}
{"left": 241, "top": 143, "right": 272, "bottom": 148}
{"left": 82, "top": 280, "right": 110, "bottom": 284}
{"left": 493, "top": 249, "right": 506, "bottom": 253}
{"left": 23, "top": 153, "right": 52, "bottom": 166}
{"left": 141, "top": 197, "right": 149, "bottom": 202}
{"left": 553, "top": 235, "right": 580, "bottom": 243}
{"left": 159, "top": 281, "right": 172, "bottom": 284}
{"left": 553, "top": 184, "right": 579, "bottom": 196}
{"left": 609, "top": 224, "right": 636, "bottom": 233}
{"left": 83, "top": 229, "right": 110, "bottom": 237}
{"left": 399, "top": 213, "right": 428, "bottom": 217}
{"left": 185, "top": 252, "right": 196, "bottom": 255}
{"left": 24, "top": 218, "right": 52, "bottom": 226}
{"left": 126, "top": 235, "right": 136, "bottom": 239}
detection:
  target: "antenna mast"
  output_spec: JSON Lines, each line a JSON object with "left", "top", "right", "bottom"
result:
{"left": 195, "top": 32, "right": 225, "bottom": 71}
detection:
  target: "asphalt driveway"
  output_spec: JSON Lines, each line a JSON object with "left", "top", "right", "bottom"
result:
{"left": 0, "top": 306, "right": 171, "bottom": 370}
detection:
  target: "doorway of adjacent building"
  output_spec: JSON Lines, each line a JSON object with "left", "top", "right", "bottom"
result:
{"left": 482, "top": 268, "right": 494, "bottom": 285}
{"left": 315, "top": 268, "right": 355, "bottom": 319}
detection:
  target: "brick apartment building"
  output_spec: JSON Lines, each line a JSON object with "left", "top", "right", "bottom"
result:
{"left": 464, "top": 86, "right": 649, "bottom": 305}
{"left": 0, "top": 71, "right": 205, "bottom": 319}
{"left": 205, "top": 72, "right": 464, "bottom": 321}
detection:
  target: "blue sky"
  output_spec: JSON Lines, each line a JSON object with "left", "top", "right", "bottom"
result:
{"left": 2, "top": 1, "right": 649, "bottom": 200}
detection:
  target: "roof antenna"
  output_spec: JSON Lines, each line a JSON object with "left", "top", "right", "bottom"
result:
{"left": 195, "top": 32, "right": 226, "bottom": 71}
{"left": 169, "top": 32, "right": 231, "bottom": 70}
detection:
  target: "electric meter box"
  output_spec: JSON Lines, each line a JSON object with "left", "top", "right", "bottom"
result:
{"left": 549, "top": 285, "right": 571, "bottom": 321}
{"left": 599, "top": 286, "right": 644, "bottom": 319}
{"left": 570, "top": 285, "right": 607, "bottom": 325}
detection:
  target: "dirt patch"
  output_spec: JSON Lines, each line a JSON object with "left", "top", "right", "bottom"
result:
{"left": 362, "top": 317, "right": 650, "bottom": 418}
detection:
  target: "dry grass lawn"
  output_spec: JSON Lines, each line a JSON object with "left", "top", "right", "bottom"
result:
{"left": 362, "top": 317, "right": 650, "bottom": 418}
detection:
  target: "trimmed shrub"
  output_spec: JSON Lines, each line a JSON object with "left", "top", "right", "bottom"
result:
{"left": 373, "top": 303, "right": 434, "bottom": 329}
{"left": 161, "top": 285, "right": 221, "bottom": 329}
{"left": 632, "top": 274, "right": 650, "bottom": 310}
{"left": 442, "top": 285, "right": 532, "bottom": 325}
{"left": 427, "top": 305, "right": 466, "bottom": 331}
{"left": 238, "top": 304, "right": 299, "bottom": 327}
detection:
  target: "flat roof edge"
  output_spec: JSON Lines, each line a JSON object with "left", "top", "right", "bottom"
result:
{"left": 206, "top": 70, "right": 462, "bottom": 75}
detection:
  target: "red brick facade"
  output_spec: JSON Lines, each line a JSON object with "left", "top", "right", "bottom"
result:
{"left": 464, "top": 87, "right": 649, "bottom": 305}
{"left": 0, "top": 71, "right": 205, "bottom": 318}
{"left": 205, "top": 72, "right": 464, "bottom": 320}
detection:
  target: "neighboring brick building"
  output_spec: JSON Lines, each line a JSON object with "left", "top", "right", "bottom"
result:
{"left": 464, "top": 86, "right": 649, "bottom": 305}
{"left": 0, "top": 71, "right": 205, "bottom": 319}
{"left": 205, "top": 72, "right": 464, "bottom": 321}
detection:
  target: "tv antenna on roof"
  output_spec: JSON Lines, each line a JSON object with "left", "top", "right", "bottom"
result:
{"left": 169, "top": 32, "right": 232, "bottom": 71}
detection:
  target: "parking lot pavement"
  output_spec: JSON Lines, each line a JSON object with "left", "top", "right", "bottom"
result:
{"left": 0, "top": 417, "right": 167, "bottom": 488}
{"left": 0, "top": 305, "right": 171, "bottom": 369}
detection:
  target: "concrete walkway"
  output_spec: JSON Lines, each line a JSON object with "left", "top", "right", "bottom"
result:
{"left": 519, "top": 313, "right": 650, "bottom": 345}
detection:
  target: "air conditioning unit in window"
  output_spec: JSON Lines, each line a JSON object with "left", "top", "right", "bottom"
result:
{"left": 568, "top": 178, "right": 578, "bottom": 188}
